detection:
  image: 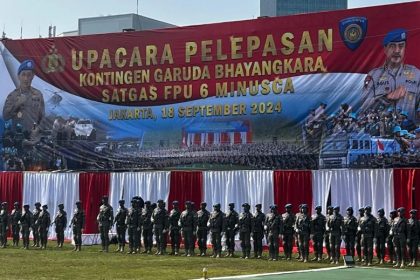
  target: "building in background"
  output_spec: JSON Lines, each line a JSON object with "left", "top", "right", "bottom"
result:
{"left": 260, "top": 0, "right": 347, "bottom": 17}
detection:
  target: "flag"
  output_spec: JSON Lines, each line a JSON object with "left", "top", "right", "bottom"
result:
{"left": 377, "top": 139, "right": 384, "bottom": 153}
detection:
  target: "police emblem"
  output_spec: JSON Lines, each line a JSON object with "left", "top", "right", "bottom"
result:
{"left": 339, "top": 17, "right": 368, "bottom": 51}
{"left": 41, "top": 45, "right": 65, "bottom": 74}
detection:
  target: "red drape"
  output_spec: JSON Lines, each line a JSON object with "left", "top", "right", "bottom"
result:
{"left": 394, "top": 168, "right": 420, "bottom": 213}
{"left": 168, "top": 171, "right": 203, "bottom": 211}
{"left": 0, "top": 172, "right": 23, "bottom": 212}
{"left": 273, "top": 170, "right": 313, "bottom": 213}
{"left": 79, "top": 172, "right": 110, "bottom": 234}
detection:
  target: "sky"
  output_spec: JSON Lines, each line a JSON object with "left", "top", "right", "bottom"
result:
{"left": 0, "top": 0, "right": 417, "bottom": 39}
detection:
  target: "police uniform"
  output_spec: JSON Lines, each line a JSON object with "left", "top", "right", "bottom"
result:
{"left": 168, "top": 201, "right": 181, "bottom": 255}
{"left": 355, "top": 207, "right": 365, "bottom": 262}
{"left": 196, "top": 202, "right": 210, "bottom": 256}
{"left": 238, "top": 203, "right": 253, "bottom": 259}
{"left": 392, "top": 207, "right": 408, "bottom": 267}
{"left": 53, "top": 204, "right": 67, "bottom": 248}
{"left": 376, "top": 208, "right": 389, "bottom": 264}
{"left": 407, "top": 209, "right": 420, "bottom": 266}
{"left": 265, "top": 205, "right": 283, "bottom": 261}
{"left": 343, "top": 207, "right": 358, "bottom": 258}
{"left": 10, "top": 202, "right": 21, "bottom": 247}
{"left": 327, "top": 206, "right": 343, "bottom": 264}
{"left": 114, "top": 200, "right": 128, "bottom": 252}
{"left": 359, "top": 206, "right": 377, "bottom": 266}
{"left": 179, "top": 201, "right": 196, "bottom": 256}
{"left": 225, "top": 203, "right": 239, "bottom": 257}
{"left": 324, "top": 206, "right": 333, "bottom": 260}
{"left": 70, "top": 201, "right": 85, "bottom": 251}
{"left": 0, "top": 202, "right": 9, "bottom": 248}
{"left": 21, "top": 205, "right": 34, "bottom": 249}
{"left": 295, "top": 204, "right": 311, "bottom": 263}
{"left": 126, "top": 199, "right": 140, "bottom": 254}
{"left": 141, "top": 201, "right": 153, "bottom": 254}
{"left": 282, "top": 204, "right": 295, "bottom": 260}
{"left": 32, "top": 202, "right": 41, "bottom": 247}
{"left": 386, "top": 210, "right": 397, "bottom": 264}
{"left": 208, "top": 204, "right": 225, "bottom": 258}
{"left": 97, "top": 196, "right": 114, "bottom": 252}
{"left": 38, "top": 205, "right": 50, "bottom": 249}
{"left": 311, "top": 205, "right": 326, "bottom": 261}
{"left": 151, "top": 199, "right": 168, "bottom": 255}
{"left": 360, "top": 29, "right": 420, "bottom": 122}
{"left": 252, "top": 204, "right": 266, "bottom": 259}
{"left": 2, "top": 60, "right": 45, "bottom": 133}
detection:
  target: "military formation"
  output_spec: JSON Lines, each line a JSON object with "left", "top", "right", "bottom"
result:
{"left": 1, "top": 197, "right": 419, "bottom": 269}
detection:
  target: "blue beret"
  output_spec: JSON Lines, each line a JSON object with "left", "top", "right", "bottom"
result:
{"left": 383, "top": 28, "right": 407, "bottom": 46}
{"left": 393, "top": 126, "right": 401, "bottom": 133}
{"left": 400, "top": 111, "right": 408, "bottom": 117}
{"left": 17, "top": 59, "right": 35, "bottom": 75}
{"left": 415, "top": 128, "right": 420, "bottom": 133}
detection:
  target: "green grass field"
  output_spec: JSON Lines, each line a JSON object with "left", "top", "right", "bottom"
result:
{"left": 0, "top": 243, "right": 419, "bottom": 280}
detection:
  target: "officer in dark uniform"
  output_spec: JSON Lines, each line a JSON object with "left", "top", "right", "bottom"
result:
{"left": 97, "top": 196, "right": 114, "bottom": 252}
{"left": 141, "top": 201, "right": 153, "bottom": 254}
{"left": 38, "top": 204, "right": 50, "bottom": 250}
{"left": 376, "top": 208, "right": 389, "bottom": 264}
{"left": 151, "top": 199, "right": 168, "bottom": 255}
{"left": 126, "top": 199, "right": 140, "bottom": 254}
{"left": 20, "top": 204, "right": 33, "bottom": 249}
{"left": 295, "top": 204, "right": 303, "bottom": 260}
{"left": 190, "top": 202, "right": 197, "bottom": 256}
{"left": 179, "top": 201, "right": 196, "bottom": 257}
{"left": 311, "top": 205, "right": 326, "bottom": 261}
{"left": 10, "top": 202, "right": 21, "bottom": 247}
{"left": 225, "top": 202, "right": 239, "bottom": 257}
{"left": 359, "top": 206, "right": 377, "bottom": 266}
{"left": 32, "top": 202, "right": 41, "bottom": 247}
{"left": 295, "top": 204, "right": 311, "bottom": 263}
{"left": 265, "top": 204, "right": 282, "bottom": 261}
{"left": 252, "top": 203, "right": 265, "bottom": 259}
{"left": 327, "top": 206, "right": 343, "bottom": 264}
{"left": 208, "top": 203, "right": 225, "bottom": 258}
{"left": 196, "top": 202, "right": 210, "bottom": 256}
{"left": 70, "top": 201, "right": 85, "bottom": 251}
{"left": 0, "top": 202, "right": 9, "bottom": 248}
{"left": 387, "top": 209, "right": 397, "bottom": 264}
{"left": 343, "top": 207, "right": 357, "bottom": 258}
{"left": 324, "top": 206, "right": 333, "bottom": 260}
{"left": 168, "top": 200, "right": 181, "bottom": 255}
{"left": 392, "top": 207, "right": 407, "bottom": 268}
{"left": 238, "top": 203, "right": 252, "bottom": 259}
{"left": 282, "top": 203, "right": 295, "bottom": 261}
{"left": 53, "top": 203, "right": 67, "bottom": 248}
{"left": 114, "top": 199, "right": 128, "bottom": 252}
{"left": 407, "top": 209, "right": 419, "bottom": 267}
{"left": 356, "top": 207, "right": 365, "bottom": 262}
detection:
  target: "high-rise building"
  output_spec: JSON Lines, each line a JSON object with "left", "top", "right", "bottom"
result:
{"left": 260, "top": 0, "right": 348, "bottom": 17}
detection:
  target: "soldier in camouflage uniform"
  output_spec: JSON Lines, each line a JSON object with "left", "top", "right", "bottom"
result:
{"left": 196, "top": 202, "right": 210, "bottom": 256}
{"left": 38, "top": 204, "right": 50, "bottom": 249}
{"left": 376, "top": 208, "right": 389, "bottom": 264}
{"left": 10, "top": 202, "right": 21, "bottom": 247}
{"left": 0, "top": 202, "right": 9, "bottom": 248}
{"left": 20, "top": 204, "right": 33, "bottom": 249}
{"left": 407, "top": 209, "right": 420, "bottom": 267}
{"left": 114, "top": 199, "right": 128, "bottom": 252}
{"left": 324, "top": 206, "right": 333, "bottom": 260}
{"left": 343, "top": 207, "right": 357, "bottom": 258}
{"left": 392, "top": 207, "right": 407, "bottom": 268}
{"left": 97, "top": 196, "right": 114, "bottom": 252}
{"left": 282, "top": 204, "right": 295, "bottom": 261}
{"left": 359, "top": 206, "right": 377, "bottom": 266}
{"left": 327, "top": 206, "right": 343, "bottom": 264}
{"left": 126, "top": 199, "right": 140, "bottom": 254}
{"left": 387, "top": 209, "right": 397, "bottom": 264}
{"left": 168, "top": 201, "right": 181, "bottom": 255}
{"left": 70, "top": 201, "right": 85, "bottom": 251}
{"left": 252, "top": 203, "right": 265, "bottom": 259}
{"left": 208, "top": 203, "right": 224, "bottom": 258}
{"left": 141, "top": 201, "right": 153, "bottom": 254}
{"left": 180, "top": 201, "right": 197, "bottom": 257}
{"left": 151, "top": 199, "right": 168, "bottom": 255}
{"left": 265, "top": 204, "right": 282, "bottom": 261}
{"left": 32, "top": 202, "right": 41, "bottom": 247}
{"left": 295, "top": 204, "right": 311, "bottom": 263}
{"left": 356, "top": 207, "right": 365, "bottom": 262}
{"left": 225, "top": 202, "right": 239, "bottom": 257}
{"left": 238, "top": 203, "right": 253, "bottom": 259}
{"left": 53, "top": 203, "right": 67, "bottom": 248}
{"left": 311, "top": 205, "right": 326, "bottom": 261}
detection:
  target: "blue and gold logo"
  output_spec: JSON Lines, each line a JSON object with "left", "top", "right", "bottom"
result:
{"left": 339, "top": 17, "right": 368, "bottom": 51}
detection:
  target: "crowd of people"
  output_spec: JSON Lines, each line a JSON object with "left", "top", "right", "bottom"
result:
{"left": 1, "top": 196, "right": 419, "bottom": 268}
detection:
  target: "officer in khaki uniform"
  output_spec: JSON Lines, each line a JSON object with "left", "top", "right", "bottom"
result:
{"left": 97, "top": 196, "right": 114, "bottom": 252}
{"left": 295, "top": 204, "right": 311, "bottom": 263}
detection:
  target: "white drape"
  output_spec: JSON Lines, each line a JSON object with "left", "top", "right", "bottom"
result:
{"left": 203, "top": 170, "right": 274, "bottom": 214}
{"left": 311, "top": 170, "right": 333, "bottom": 215}
{"left": 109, "top": 171, "right": 170, "bottom": 210}
{"left": 23, "top": 172, "right": 79, "bottom": 240}
{"left": 330, "top": 169, "right": 394, "bottom": 216}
